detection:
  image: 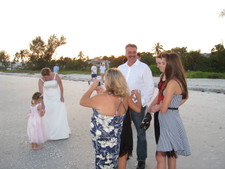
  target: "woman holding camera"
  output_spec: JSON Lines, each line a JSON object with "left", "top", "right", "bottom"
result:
{"left": 80, "top": 68, "right": 142, "bottom": 169}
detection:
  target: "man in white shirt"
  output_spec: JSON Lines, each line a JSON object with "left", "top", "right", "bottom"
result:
{"left": 118, "top": 44, "right": 154, "bottom": 169}
{"left": 99, "top": 62, "right": 106, "bottom": 82}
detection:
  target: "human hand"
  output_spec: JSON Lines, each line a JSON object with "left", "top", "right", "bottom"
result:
{"left": 40, "top": 111, "right": 45, "bottom": 117}
{"left": 60, "top": 96, "right": 64, "bottom": 102}
{"left": 90, "top": 80, "right": 99, "bottom": 90}
{"left": 150, "top": 104, "right": 160, "bottom": 113}
{"left": 147, "top": 106, "right": 152, "bottom": 112}
{"left": 96, "top": 87, "right": 104, "bottom": 94}
{"left": 131, "top": 89, "right": 141, "bottom": 101}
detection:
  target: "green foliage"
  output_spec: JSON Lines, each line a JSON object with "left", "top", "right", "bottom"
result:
{"left": 140, "top": 52, "right": 155, "bottom": 65}
{"left": 26, "top": 34, "right": 66, "bottom": 69}
{"left": 186, "top": 71, "right": 225, "bottom": 79}
{"left": 107, "top": 55, "right": 124, "bottom": 68}
{"left": 3, "top": 36, "right": 225, "bottom": 77}
{"left": 0, "top": 50, "right": 10, "bottom": 69}
{"left": 210, "top": 43, "right": 225, "bottom": 72}
{"left": 150, "top": 65, "right": 161, "bottom": 76}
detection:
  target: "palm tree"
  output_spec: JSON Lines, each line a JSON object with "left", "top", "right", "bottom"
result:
{"left": 14, "top": 49, "right": 30, "bottom": 65}
{"left": 211, "top": 43, "right": 224, "bottom": 53}
{"left": 152, "top": 42, "right": 164, "bottom": 56}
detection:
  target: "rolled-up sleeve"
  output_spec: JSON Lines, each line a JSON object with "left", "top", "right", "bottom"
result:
{"left": 141, "top": 66, "right": 155, "bottom": 107}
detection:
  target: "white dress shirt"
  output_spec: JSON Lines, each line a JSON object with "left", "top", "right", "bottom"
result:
{"left": 118, "top": 60, "right": 155, "bottom": 107}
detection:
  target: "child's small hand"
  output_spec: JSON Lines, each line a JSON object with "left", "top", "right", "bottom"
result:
{"left": 40, "top": 110, "right": 45, "bottom": 117}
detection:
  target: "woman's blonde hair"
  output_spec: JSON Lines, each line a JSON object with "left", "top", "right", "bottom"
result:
{"left": 104, "top": 68, "right": 129, "bottom": 97}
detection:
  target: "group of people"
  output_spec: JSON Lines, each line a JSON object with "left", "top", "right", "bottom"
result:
{"left": 26, "top": 43, "right": 191, "bottom": 169}
{"left": 80, "top": 44, "right": 191, "bottom": 169}
{"left": 27, "top": 67, "right": 71, "bottom": 150}
{"left": 88, "top": 62, "right": 106, "bottom": 85}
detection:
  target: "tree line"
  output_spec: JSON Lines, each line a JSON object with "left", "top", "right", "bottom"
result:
{"left": 0, "top": 34, "right": 225, "bottom": 74}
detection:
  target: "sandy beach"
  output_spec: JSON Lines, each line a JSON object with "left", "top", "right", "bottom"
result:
{"left": 0, "top": 74, "right": 225, "bottom": 169}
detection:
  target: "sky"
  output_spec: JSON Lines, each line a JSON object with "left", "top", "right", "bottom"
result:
{"left": 0, "top": 0, "right": 225, "bottom": 60}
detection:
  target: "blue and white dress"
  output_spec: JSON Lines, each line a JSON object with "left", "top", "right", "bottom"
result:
{"left": 157, "top": 94, "right": 191, "bottom": 157}
{"left": 90, "top": 108, "right": 125, "bottom": 169}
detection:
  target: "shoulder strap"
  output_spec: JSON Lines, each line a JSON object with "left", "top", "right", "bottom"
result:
{"left": 40, "top": 78, "right": 44, "bottom": 82}
{"left": 115, "top": 98, "right": 127, "bottom": 116}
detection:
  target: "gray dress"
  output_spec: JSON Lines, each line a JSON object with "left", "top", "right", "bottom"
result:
{"left": 157, "top": 94, "right": 191, "bottom": 156}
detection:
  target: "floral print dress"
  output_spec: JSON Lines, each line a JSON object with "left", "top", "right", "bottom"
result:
{"left": 90, "top": 108, "right": 125, "bottom": 169}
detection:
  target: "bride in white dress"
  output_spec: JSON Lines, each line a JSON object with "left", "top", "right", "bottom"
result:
{"left": 38, "top": 67, "right": 71, "bottom": 140}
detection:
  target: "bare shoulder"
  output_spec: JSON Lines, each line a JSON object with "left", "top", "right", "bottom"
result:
{"left": 168, "top": 79, "right": 182, "bottom": 93}
{"left": 167, "top": 79, "right": 178, "bottom": 87}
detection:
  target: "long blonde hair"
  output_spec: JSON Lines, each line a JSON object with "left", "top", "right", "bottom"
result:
{"left": 104, "top": 68, "right": 129, "bottom": 97}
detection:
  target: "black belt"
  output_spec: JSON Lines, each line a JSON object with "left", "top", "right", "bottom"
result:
{"left": 168, "top": 107, "right": 178, "bottom": 110}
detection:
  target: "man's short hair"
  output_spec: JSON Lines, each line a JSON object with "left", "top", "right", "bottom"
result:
{"left": 125, "top": 43, "right": 137, "bottom": 49}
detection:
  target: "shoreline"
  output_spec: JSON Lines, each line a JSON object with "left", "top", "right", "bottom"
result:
{"left": 1, "top": 72, "right": 225, "bottom": 94}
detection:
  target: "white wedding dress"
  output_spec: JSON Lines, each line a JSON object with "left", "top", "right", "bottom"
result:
{"left": 41, "top": 74, "right": 71, "bottom": 140}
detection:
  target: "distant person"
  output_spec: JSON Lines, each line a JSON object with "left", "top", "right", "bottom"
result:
{"left": 99, "top": 62, "right": 106, "bottom": 82}
{"left": 122, "top": 57, "right": 127, "bottom": 63}
{"left": 53, "top": 64, "right": 59, "bottom": 74}
{"left": 27, "top": 92, "right": 47, "bottom": 150}
{"left": 80, "top": 68, "right": 142, "bottom": 169}
{"left": 38, "top": 67, "right": 71, "bottom": 140}
{"left": 88, "top": 62, "right": 98, "bottom": 85}
{"left": 149, "top": 52, "right": 191, "bottom": 169}
{"left": 137, "top": 52, "right": 141, "bottom": 60}
{"left": 118, "top": 44, "right": 154, "bottom": 169}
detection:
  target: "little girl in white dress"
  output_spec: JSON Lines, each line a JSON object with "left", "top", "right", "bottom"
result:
{"left": 27, "top": 92, "right": 47, "bottom": 150}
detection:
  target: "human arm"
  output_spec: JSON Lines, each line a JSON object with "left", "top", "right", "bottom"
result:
{"left": 56, "top": 74, "right": 64, "bottom": 102}
{"left": 38, "top": 79, "right": 43, "bottom": 94}
{"left": 80, "top": 80, "right": 100, "bottom": 108}
{"left": 37, "top": 104, "right": 45, "bottom": 117}
{"left": 38, "top": 79, "right": 45, "bottom": 110}
{"left": 141, "top": 66, "right": 155, "bottom": 107}
{"left": 128, "top": 90, "right": 142, "bottom": 113}
{"left": 147, "top": 95, "right": 158, "bottom": 112}
{"left": 180, "top": 99, "right": 187, "bottom": 105}
{"left": 160, "top": 80, "right": 177, "bottom": 113}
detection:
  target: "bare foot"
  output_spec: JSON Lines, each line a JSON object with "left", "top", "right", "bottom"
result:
{"left": 32, "top": 146, "right": 43, "bottom": 150}
{"left": 32, "top": 143, "right": 43, "bottom": 150}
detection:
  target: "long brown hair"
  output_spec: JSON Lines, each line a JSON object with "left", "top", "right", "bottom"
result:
{"left": 158, "top": 52, "right": 188, "bottom": 99}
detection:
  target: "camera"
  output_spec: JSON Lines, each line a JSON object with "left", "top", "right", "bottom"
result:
{"left": 97, "top": 81, "right": 102, "bottom": 89}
